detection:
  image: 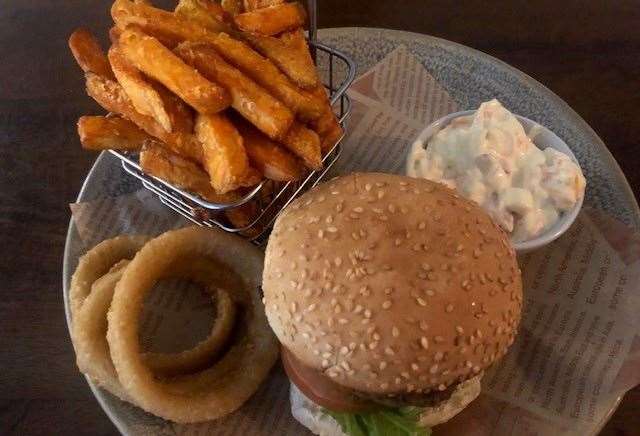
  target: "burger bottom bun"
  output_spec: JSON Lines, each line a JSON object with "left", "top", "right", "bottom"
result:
{"left": 290, "top": 376, "right": 482, "bottom": 435}
{"left": 418, "top": 375, "right": 482, "bottom": 427}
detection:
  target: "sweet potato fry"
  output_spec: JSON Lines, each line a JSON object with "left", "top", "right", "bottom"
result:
{"left": 211, "top": 33, "right": 323, "bottom": 121}
{"left": 140, "top": 142, "right": 239, "bottom": 203}
{"left": 243, "top": 0, "right": 284, "bottom": 11}
{"left": 109, "top": 26, "right": 122, "bottom": 45}
{"left": 281, "top": 122, "right": 322, "bottom": 170}
{"left": 85, "top": 72, "right": 203, "bottom": 162}
{"left": 245, "top": 29, "right": 319, "bottom": 89}
{"left": 77, "top": 115, "right": 152, "bottom": 150}
{"left": 234, "top": 2, "right": 306, "bottom": 36}
{"left": 118, "top": 28, "right": 231, "bottom": 115}
{"left": 195, "top": 113, "right": 254, "bottom": 193}
{"left": 310, "top": 86, "right": 343, "bottom": 151}
{"left": 175, "top": 42, "right": 294, "bottom": 140}
{"left": 234, "top": 116, "right": 303, "bottom": 181}
{"left": 225, "top": 201, "right": 261, "bottom": 237}
{"left": 109, "top": 46, "right": 193, "bottom": 133}
{"left": 109, "top": 46, "right": 173, "bottom": 132}
{"left": 174, "top": 0, "right": 233, "bottom": 33}
{"left": 220, "top": 0, "right": 243, "bottom": 15}
{"left": 69, "top": 28, "right": 114, "bottom": 79}
{"left": 111, "top": 0, "right": 220, "bottom": 47}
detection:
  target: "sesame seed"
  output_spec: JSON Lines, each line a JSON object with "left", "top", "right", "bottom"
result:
{"left": 384, "top": 347, "right": 395, "bottom": 356}
{"left": 456, "top": 325, "right": 464, "bottom": 334}
{"left": 420, "top": 337, "right": 429, "bottom": 349}
{"left": 353, "top": 305, "right": 363, "bottom": 314}
{"left": 416, "top": 297, "right": 427, "bottom": 307}
{"left": 392, "top": 327, "right": 400, "bottom": 337}
{"left": 434, "top": 351, "right": 444, "bottom": 361}
{"left": 418, "top": 221, "right": 426, "bottom": 230}
{"left": 307, "top": 303, "right": 317, "bottom": 312}
{"left": 353, "top": 207, "right": 364, "bottom": 213}
{"left": 419, "top": 321, "right": 429, "bottom": 331}
{"left": 401, "top": 371, "right": 410, "bottom": 379}
{"left": 317, "top": 229, "right": 324, "bottom": 238}
{"left": 425, "top": 289, "right": 435, "bottom": 297}
{"left": 438, "top": 384, "right": 447, "bottom": 391}
{"left": 434, "top": 336, "right": 445, "bottom": 343}
{"left": 364, "top": 309, "right": 372, "bottom": 319}
{"left": 302, "top": 332, "right": 310, "bottom": 339}
{"left": 327, "top": 226, "right": 338, "bottom": 233}
{"left": 322, "top": 359, "right": 330, "bottom": 368}
{"left": 322, "top": 352, "right": 331, "bottom": 358}
{"left": 382, "top": 300, "right": 392, "bottom": 309}
{"left": 290, "top": 302, "right": 298, "bottom": 312}
{"left": 341, "top": 361, "right": 351, "bottom": 371}
{"left": 368, "top": 341, "right": 378, "bottom": 350}
{"left": 385, "top": 287, "right": 394, "bottom": 295}
{"left": 338, "top": 318, "right": 348, "bottom": 325}
{"left": 473, "top": 366, "right": 481, "bottom": 373}
{"left": 411, "top": 363, "right": 420, "bottom": 371}
{"left": 445, "top": 304, "right": 454, "bottom": 313}
{"left": 429, "top": 364, "right": 439, "bottom": 374}
{"left": 394, "top": 238, "right": 402, "bottom": 246}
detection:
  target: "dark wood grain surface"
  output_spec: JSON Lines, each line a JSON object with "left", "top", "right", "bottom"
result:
{"left": 1, "top": 1, "right": 638, "bottom": 434}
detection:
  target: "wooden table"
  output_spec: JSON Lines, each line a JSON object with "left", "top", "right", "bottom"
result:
{"left": 1, "top": 1, "right": 638, "bottom": 434}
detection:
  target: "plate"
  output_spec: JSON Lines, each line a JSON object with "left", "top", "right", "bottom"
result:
{"left": 63, "top": 27, "right": 639, "bottom": 435}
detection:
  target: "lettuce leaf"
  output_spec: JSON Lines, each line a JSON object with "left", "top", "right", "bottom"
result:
{"left": 325, "top": 407, "right": 431, "bottom": 436}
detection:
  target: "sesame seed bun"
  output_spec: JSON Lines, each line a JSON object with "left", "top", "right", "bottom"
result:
{"left": 263, "top": 173, "right": 522, "bottom": 395}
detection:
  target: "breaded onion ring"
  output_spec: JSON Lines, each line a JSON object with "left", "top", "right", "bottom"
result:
{"left": 69, "top": 235, "right": 149, "bottom": 316}
{"left": 107, "top": 226, "right": 278, "bottom": 423}
{"left": 73, "top": 255, "right": 239, "bottom": 397}
{"left": 73, "top": 260, "right": 132, "bottom": 401}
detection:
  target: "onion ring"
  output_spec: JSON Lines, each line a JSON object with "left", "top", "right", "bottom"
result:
{"left": 69, "top": 235, "right": 149, "bottom": 316}
{"left": 73, "top": 260, "right": 132, "bottom": 401}
{"left": 73, "top": 255, "right": 239, "bottom": 398}
{"left": 107, "top": 226, "right": 278, "bottom": 423}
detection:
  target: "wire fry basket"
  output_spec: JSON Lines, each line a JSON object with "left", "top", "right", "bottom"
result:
{"left": 109, "top": 8, "right": 355, "bottom": 244}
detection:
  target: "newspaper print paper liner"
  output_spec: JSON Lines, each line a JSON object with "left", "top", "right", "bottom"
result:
{"left": 62, "top": 28, "right": 640, "bottom": 435}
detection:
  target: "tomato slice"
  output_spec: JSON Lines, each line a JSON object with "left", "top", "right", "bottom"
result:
{"left": 281, "top": 347, "right": 377, "bottom": 413}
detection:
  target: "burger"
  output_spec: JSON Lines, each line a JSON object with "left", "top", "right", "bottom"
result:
{"left": 262, "top": 173, "right": 523, "bottom": 435}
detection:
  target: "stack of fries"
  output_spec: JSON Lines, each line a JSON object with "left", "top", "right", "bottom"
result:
{"left": 70, "top": 0, "right": 343, "bottom": 229}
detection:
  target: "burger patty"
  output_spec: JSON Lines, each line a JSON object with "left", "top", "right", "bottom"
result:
{"left": 354, "top": 384, "right": 457, "bottom": 408}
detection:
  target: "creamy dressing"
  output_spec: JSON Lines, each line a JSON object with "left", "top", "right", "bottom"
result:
{"left": 406, "top": 99, "right": 586, "bottom": 242}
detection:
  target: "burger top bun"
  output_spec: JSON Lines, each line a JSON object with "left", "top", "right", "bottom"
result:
{"left": 263, "top": 173, "right": 523, "bottom": 396}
